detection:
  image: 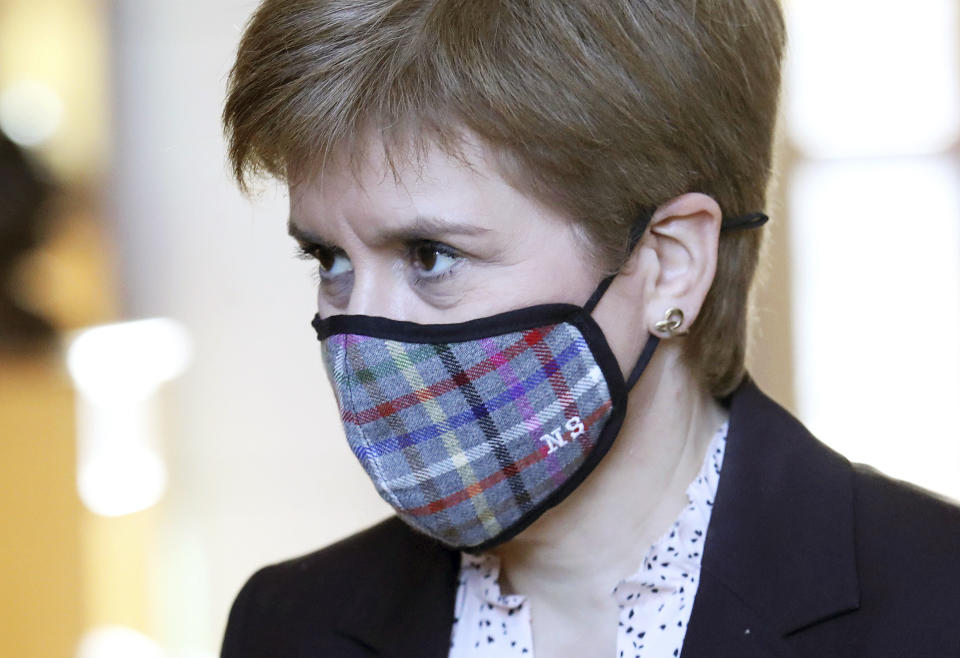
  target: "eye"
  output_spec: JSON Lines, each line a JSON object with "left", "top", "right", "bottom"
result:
{"left": 411, "top": 241, "right": 460, "bottom": 279}
{"left": 296, "top": 242, "right": 353, "bottom": 279}
{"left": 317, "top": 249, "right": 352, "bottom": 278}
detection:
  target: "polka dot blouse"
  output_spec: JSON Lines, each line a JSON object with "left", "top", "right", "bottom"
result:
{"left": 447, "top": 420, "right": 729, "bottom": 658}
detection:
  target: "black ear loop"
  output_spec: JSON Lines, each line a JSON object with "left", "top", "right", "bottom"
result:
{"left": 582, "top": 209, "right": 655, "bottom": 315}
{"left": 581, "top": 209, "right": 770, "bottom": 391}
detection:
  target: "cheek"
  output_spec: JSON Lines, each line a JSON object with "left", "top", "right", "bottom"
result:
{"left": 512, "top": 265, "right": 592, "bottom": 305}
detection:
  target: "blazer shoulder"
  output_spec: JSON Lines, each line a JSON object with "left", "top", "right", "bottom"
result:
{"left": 221, "top": 516, "right": 456, "bottom": 657}
{"left": 267, "top": 515, "right": 435, "bottom": 580}
{"left": 851, "top": 462, "right": 960, "bottom": 559}
{"left": 798, "top": 464, "right": 960, "bottom": 654}
{"left": 232, "top": 516, "right": 416, "bottom": 607}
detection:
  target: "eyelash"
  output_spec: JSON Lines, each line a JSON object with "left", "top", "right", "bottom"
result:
{"left": 293, "top": 240, "right": 465, "bottom": 286}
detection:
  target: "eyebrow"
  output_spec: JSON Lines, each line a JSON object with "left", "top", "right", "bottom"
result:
{"left": 287, "top": 218, "right": 335, "bottom": 248}
{"left": 287, "top": 214, "right": 491, "bottom": 248}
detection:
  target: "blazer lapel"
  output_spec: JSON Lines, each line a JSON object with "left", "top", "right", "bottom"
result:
{"left": 682, "top": 375, "right": 860, "bottom": 656}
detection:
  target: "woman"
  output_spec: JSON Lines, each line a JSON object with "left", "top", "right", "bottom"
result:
{"left": 220, "top": 1, "right": 960, "bottom": 656}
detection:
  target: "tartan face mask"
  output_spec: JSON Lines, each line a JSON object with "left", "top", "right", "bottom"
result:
{"left": 310, "top": 212, "right": 769, "bottom": 552}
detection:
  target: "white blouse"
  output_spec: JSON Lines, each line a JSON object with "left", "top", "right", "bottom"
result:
{"left": 448, "top": 420, "right": 729, "bottom": 658}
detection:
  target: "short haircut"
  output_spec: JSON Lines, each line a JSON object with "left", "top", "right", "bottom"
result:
{"left": 224, "top": 0, "right": 787, "bottom": 397}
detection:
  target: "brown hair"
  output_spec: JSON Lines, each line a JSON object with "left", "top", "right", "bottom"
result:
{"left": 223, "top": 0, "right": 786, "bottom": 397}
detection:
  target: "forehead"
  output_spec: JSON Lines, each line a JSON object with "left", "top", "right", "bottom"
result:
{"left": 287, "top": 133, "right": 567, "bottom": 243}
{"left": 290, "top": 135, "right": 485, "bottom": 206}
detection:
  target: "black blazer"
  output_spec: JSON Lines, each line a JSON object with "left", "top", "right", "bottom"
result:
{"left": 221, "top": 376, "right": 960, "bottom": 657}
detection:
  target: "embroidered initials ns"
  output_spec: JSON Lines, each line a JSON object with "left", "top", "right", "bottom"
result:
{"left": 539, "top": 416, "right": 586, "bottom": 454}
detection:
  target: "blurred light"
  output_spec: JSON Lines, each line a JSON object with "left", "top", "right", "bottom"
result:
{"left": 67, "top": 318, "right": 191, "bottom": 516}
{"left": 77, "top": 442, "right": 168, "bottom": 518}
{"left": 67, "top": 318, "right": 192, "bottom": 404}
{"left": 788, "top": 157, "right": 960, "bottom": 500}
{"left": 0, "top": 79, "right": 64, "bottom": 147}
{"left": 76, "top": 626, "right": 164, "bottom": 658}
{"left": 785, "top": 0, "right": 960, "bottom": 159}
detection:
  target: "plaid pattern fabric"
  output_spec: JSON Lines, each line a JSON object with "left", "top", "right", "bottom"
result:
{"left": 322, "top": 321, "right": 614, "bottom": 549}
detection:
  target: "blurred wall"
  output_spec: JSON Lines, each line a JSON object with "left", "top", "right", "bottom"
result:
{"left": 778, "top": 0, "right": 960, "bottom": 500}
{"left": 0, "top": 354, "right": 83, "bottom": 658}
{"left": 0, "top": 1, "right": 109, "bottom": 657}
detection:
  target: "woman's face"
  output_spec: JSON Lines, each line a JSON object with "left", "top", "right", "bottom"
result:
{"left": 287, "top": 138, "right": 607, "bottom": 324}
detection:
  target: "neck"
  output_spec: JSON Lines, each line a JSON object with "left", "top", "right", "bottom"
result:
{"left": 490, "top": 345, "right": 726, "bottom": 605}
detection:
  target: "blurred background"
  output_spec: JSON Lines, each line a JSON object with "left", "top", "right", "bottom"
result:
{"left": 0, "top": 0, "right": 957, "bottom": 656}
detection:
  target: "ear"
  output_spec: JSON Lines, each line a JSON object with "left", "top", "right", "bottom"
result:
{"left": 631, "top": 192, "right": 722, "bottom": 335}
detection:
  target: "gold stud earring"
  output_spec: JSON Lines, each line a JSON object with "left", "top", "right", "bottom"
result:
{"left": 654, "top": 307, "right": 687, "bottom": 338}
